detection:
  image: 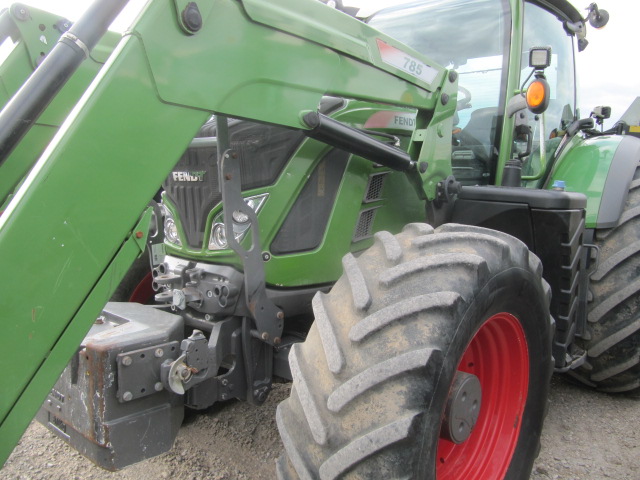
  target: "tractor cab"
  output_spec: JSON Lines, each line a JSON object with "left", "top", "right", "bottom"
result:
{"left": 368, "top": 0, "right": 588, "bottom": 187}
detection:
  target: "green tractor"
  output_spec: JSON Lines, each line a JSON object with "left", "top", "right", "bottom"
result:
{"left": 0, "top": 0, "right": 638, "bottom": 478}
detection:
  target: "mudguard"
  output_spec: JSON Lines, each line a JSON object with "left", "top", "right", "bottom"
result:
{"left": 547, "top": 134, "right": 640, "bottom": 228}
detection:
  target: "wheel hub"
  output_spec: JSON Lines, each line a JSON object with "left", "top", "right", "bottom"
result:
{"left": 440, "top": 371, "right": 482, "bottom": 444}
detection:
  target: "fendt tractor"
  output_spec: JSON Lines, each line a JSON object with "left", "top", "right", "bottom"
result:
{"left": 1, "top": 0, "right": 638, "bottom": 478}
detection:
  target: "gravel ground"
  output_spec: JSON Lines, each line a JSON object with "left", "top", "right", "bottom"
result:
{"left": 2, "top": 376, "right": 639, "bottom": 479}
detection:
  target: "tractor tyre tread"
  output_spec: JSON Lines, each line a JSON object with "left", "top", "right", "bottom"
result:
{"left": 276, "top": 223, "right": 552, "bottom": 479}
{"left": 571, "top": 163, "right": 640, "bottom": 395}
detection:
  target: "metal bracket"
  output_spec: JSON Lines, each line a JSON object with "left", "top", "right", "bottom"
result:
{"left": 216, "top": 116, "right": 284, "bottom": 346}
{"left": 242, "top": 318, "right": 272, "bottom": 406}
{"left": 554, "top": 346, "right": 587, "bottom": 373}
{"left": 116, "top": 341, "right": 180, "bottom": 402}
{"left": 434, "top": 175, "right": 461, "bottom": 208}
{"left": 584, "top": 243, "right": 600, "bottom": 277}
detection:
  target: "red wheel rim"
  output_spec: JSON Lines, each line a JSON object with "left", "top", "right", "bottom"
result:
{"left": 436, "top": 312, "right": 529, "bottom": 479}
{"left": 128, "top": 271, "right": 154, "bottom": 303}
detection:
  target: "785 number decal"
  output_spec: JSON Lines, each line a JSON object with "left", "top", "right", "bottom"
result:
{"left": 376, "top": 38, "right": 438, "bottom": 85}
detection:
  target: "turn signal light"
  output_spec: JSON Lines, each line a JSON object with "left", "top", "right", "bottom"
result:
{"left": 526, "top": 77, "right": 550, "bottom": 114}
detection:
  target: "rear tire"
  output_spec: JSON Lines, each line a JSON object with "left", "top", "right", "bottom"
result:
{"left": 276, "top": 223, "right": 553, "bottom": 479}
{"left": 571, "top": 168, "right": 640, "bottom": 395}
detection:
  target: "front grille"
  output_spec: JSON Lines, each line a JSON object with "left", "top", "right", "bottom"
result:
{"left": 163, "top": 118, "right": 304, "bottom": 248}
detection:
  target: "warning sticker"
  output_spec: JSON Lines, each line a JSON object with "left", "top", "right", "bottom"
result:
{"left": 376, "top": 38, "right": 438, "bottom": 85}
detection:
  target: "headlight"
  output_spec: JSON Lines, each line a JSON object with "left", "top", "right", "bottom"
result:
{"left": 209, "top": 193, "right": 268, "bottom": 250}
{"left": 163, "top": 208, "right": 182, "bottom": 246}
{"left": 210, "top": 223, "right": 227, "bottom": 249}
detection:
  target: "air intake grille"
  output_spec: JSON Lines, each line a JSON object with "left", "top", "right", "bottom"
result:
{"left": 353, "top": 208, "right": 378, "bottom": 241}
{"left": 364, "top": 172, "right": 388, "bottom": 203}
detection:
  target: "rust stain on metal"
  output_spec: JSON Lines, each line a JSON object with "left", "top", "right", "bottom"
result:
{"left": 248, "top": 300, "right": 258, "bottom": 315}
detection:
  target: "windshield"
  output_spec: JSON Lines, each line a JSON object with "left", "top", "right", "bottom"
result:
{"left": 369, "top": 0, "right": 510, "bottom": 184}
{"left": 368, "top": 0, "right": 509, "bottom": 130}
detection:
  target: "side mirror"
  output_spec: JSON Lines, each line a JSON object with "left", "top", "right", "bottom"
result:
{"left": 586, "top": 3, "right": 609, "bottom": 29}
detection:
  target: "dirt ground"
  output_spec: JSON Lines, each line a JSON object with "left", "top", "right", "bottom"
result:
{"left": 2, "top": 375, "right": 639, "bottom": 480}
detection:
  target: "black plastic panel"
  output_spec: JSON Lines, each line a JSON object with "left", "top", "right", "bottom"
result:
{"left": 459, "top": 185, "right": 586, "bottom": 209}
{"left": 452, "top": 199, "right": 534, "bottom": 250}
{"left": 531, "top": 208, "right": 586, "bottom": 366}
{"left": 271, "top": 149, "right": 349, "bottom": 254}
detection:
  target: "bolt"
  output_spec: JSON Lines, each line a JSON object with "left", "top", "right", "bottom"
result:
{"left": 154, "top": 348, "right": 164, "bottom": 358}
{"left": 123, "top": 391, "right": 133, "bottom": 402}
{"left": 221, "top": 393, "right": 228, "bottom": 400}
{"left": 135, "top": 231, "right": 144, "bottom": 239}
{"left": 207, "top": 290, "right": 213, "bottom": 298}
{"left": 262, "top": 252, "right": 271, "bottom": 262}
{"left": 231, "top": 152, "right": 238, "bottom": 159}
{"left": 47, "top": 400, "right": 52, "bottom": 406}
{"left": 419, "top": 162, "right": 428, "bottom": 174}
{"left": 122, "top": 356, "right": 132, "bottom": 366}
{"left": 154, "top": 382, "right": 164, "bottom": 392}
{"left": 225, "top": 173, "right": 232, "bottom": 180}
{"left": 181, "top": 2, "right": 202, "bottom": 33}
{"left": 94, "top": 316, "right": 105, "bottom": 325}
{"left": 449, "top": 70, "right": 458, "bottom": 83}
{"left": 205, "top": 314, "right": 212, "bottom": 321}
{"left": 441, "top": 93, "right": 450, "bottom": 105}
{"left": 12, "top": 5, "right": 30, "bottom": 21}
{"left": 221, "top": 379, "right": 228, "bottom": 386}
{"left": 277, "top": 311, "right": 284, "bottom": 320}
{"left": 261, "top": 332, "right": 269, "bottom": 341}
{"left": 274, "top": 337, "right": 282, "bottom": 345}
{"left": 180, "top": 368, "right": 191, "bottom": 379}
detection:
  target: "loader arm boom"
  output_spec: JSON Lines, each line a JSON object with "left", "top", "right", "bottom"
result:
{"left": 0, "top": 4, "right": 120, "bottom": 208}
{"left": 0, "top": 0, "right": 456, "bottom": 464}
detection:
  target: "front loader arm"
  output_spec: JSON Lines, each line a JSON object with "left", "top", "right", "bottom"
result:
{"left": 0, "top": 0, "right": 455, "bottom": 464}
{"left": 0, "top": 4, "right": 120, "bottom": 208}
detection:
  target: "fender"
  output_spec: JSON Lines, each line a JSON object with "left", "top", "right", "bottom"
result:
{"left": 547, "top": 134, "right": 640, "bottom": 228}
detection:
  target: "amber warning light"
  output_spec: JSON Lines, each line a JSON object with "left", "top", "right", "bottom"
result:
{"left": 526, "top": 77, "right": 550, "bottom": 114}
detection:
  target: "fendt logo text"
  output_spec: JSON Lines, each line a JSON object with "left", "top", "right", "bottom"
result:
{"left": 172, "top": 171, "right": 206, "bottom": 182}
